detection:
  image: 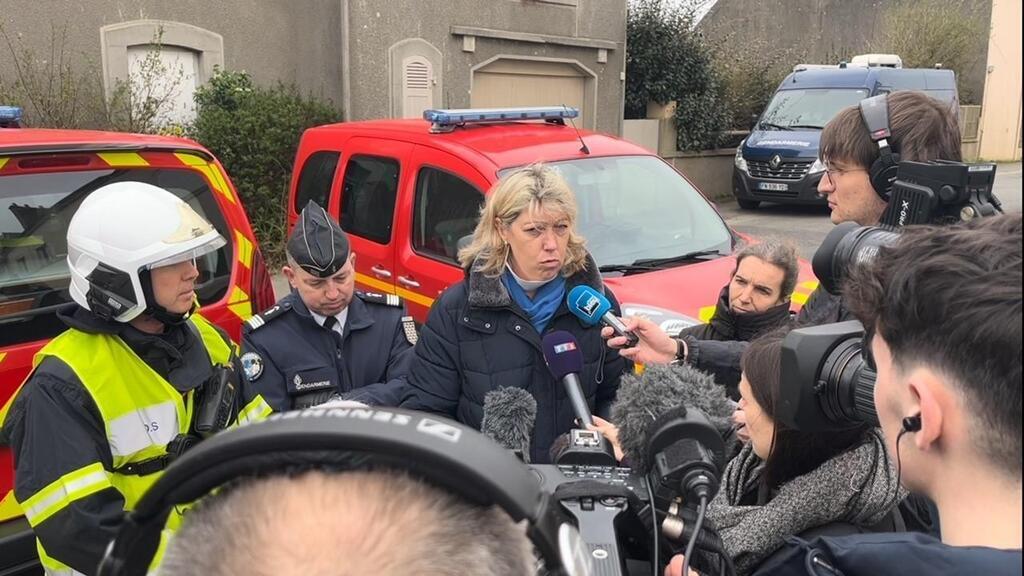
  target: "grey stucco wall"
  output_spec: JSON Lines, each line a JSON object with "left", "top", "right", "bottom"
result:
{"left": 345, "top": 0, "right": 626, "bottom": 134}
{"left": 0, "top": 0, "right": 343, "bottom": 110}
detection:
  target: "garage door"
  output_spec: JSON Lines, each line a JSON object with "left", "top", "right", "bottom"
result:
{"left": 472, "top": 60, "right": 586, "bottom": 117}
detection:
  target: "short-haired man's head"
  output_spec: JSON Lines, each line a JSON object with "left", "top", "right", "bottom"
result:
{"left": 161, "top": 470, "right": 535, "bottom": 576}
{"left": 820, "top": 90, "right": 962, "bottom": 172}
{"left": 845, "top": 214, "right": 1022, "bottom": 478}
{"left": 731, "top": 240, "right": 800, "bottom": 310}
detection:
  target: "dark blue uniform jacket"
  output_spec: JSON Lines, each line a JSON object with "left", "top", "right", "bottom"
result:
{"left": 755, "top": 532, "right": 1021, "bottom": 576}
{"left": 241, "top": 291, "right": 414, "bottom": 410}
{"left": 400, "top": 255, "right": 629, "bottom": 464}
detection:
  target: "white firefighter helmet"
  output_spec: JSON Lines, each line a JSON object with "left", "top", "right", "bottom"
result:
{"left": 67, "top": 181, "right": 226, "bottom": 322}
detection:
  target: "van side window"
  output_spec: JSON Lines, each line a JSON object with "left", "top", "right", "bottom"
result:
{"left": 412, "top": 167, "right": 484, "bottom": 262}
{"left": 339, "top": 155, "right": 400, "bottom": 244}
{"left": 294, "top": 151, "right": 341, "bottom": 213}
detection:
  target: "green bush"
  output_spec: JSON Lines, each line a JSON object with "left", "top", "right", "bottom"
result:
{"left": 625, "top": 0, "right": 730, "bottom": 151}
{"left": 190, "top": 69, "right": 341, "bottom": 267}
{"left": 714, "top": 39, "right": 804, "bottom": 132}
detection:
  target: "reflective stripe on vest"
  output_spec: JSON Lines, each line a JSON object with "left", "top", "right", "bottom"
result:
{"left": 24, "top": 314, "right": 232, "bottom": 571}
{"left": 238, "top": 393, "right": 274, "bottom": 424}
{"left": 21, "top": 462, "right": 112, "bottom": 527}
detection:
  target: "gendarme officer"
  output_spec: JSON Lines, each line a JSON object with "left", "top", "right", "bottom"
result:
{"left": 241, "top": 201, "right": 415, "bottom": 410}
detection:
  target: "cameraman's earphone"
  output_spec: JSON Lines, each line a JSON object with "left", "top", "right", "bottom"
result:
{"left": 902, "top": 415, "right": 922, "bottom": 433}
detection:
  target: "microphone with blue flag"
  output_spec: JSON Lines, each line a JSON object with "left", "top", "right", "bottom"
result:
{"left": 566, "top": 285, "right": 639, "bottom": 347}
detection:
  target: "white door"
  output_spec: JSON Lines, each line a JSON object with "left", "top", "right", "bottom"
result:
{"left": 402, "top": 57, "right": 433, "bottom": 118}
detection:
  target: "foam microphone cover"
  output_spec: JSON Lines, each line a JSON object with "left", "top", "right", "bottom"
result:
{"left": 612, "top": 363, "right": 734, "bottom": 473}
{"left": 541, "top": 331, "right": 584, "bottom": 380}
{"left": 481, "top": 386, "right": 537, "bottom": 462}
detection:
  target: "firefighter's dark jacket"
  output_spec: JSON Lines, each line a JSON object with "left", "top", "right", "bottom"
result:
{"left": 0, "top": 306, "right": 261, "bottom": 574}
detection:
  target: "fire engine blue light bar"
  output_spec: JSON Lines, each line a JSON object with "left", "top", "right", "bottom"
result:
{"left": 0, "top": 106, "right": 23, "bottom": 123}
{"left": 423, "top": 106, "right": 579, "bottom": 127}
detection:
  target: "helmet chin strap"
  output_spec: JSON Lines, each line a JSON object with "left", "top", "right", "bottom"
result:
{"left": 139, "top": 269, "right": 194, "bottom": 326}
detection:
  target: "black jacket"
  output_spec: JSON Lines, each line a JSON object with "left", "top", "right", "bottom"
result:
{"left": 241, "top": 290, "right": 414, "bottom": 410}
{"left": 754, "top": 532, "right": 1021, "bottom": 576}
{"left": 678, "top": 286, "right": 793, "bottom": 398}
{"left": 794, "top": 285, "right": 852, "bottom": 328}
{"left": 0, "top": 306, "right": 260, "bottom": 574}
{"left": 400, "top": 255, "right": 629, "bottom": 464}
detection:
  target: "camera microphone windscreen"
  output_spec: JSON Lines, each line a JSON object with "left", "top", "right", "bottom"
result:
{"left": 481, "top": 386, "right": 537, "bottom": 463}
{"left": 612, "top": 363, "right": 734, "bottom": 474}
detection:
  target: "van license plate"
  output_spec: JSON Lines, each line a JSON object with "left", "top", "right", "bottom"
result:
{"left": 758, "top": 182, "right": 789, "bottom": 191}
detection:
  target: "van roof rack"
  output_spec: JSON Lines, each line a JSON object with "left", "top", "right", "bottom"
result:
{"left": 850, "top": 54, "right": 903, "bottom": 68}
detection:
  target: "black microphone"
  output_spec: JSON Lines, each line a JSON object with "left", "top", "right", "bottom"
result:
{"left": 481, "top": 386, "right": 537, "bottom": 463}
{"left": 611, "top": 363, "right": 728, "bottom": 502}
{"left": 540, "top": 330, "right": 593, "bottom": 428}
{"left": 566, "top": 285, "right": 640, "bottom": 347}
{"left": 613, "top": 363, "right": 734, "bottom": 471}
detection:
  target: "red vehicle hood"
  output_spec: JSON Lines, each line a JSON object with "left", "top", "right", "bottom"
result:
{"left": 603, "top": 255, "right": 818, "bottom": 330}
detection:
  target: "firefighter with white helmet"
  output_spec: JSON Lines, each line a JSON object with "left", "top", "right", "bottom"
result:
{"left": 1, "top": 181, "right": 271, "bottom": 575}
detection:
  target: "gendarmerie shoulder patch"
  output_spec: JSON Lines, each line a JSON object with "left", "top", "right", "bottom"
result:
{"left": 358, "top": 291, "right": 403, "bottom": 308}
{"left": 401, "top": 316, "right": 419, "bottom": 345}
{"left": 244, "top": 301, "right": 292, "bottom": 332}
{"left": 240, "top": 352, "right": 264, "bottom": 381}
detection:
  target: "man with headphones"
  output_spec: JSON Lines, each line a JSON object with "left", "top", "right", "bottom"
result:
{"left": 605, "top": 92, "right": 964, "bottom": 431}
{"left": 669, "top": 215, "right": 1022, "bottom": 575}
{"left": 0, "top": 182, "right": 271, "bottom": 575}
{"left": 802, "top": 89, "right": 962, "bottom": 325}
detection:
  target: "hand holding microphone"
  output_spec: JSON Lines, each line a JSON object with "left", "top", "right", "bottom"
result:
{"left": 601, "top": 315, "right": 680, "bottom": 365}
{"left": 588, "top": 415, "right": 624, "bottom": 461}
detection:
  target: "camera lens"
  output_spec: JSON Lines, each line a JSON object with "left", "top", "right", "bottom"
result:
{"left": 818, "top": 337, "right": 879, "bottom": 428}
{"left": 813, "top": 223, "right": 901, "bottom": 295}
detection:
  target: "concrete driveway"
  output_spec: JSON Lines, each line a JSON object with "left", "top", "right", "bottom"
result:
{"left": 715, "top": 162, "right": 1022, "bottom": 259}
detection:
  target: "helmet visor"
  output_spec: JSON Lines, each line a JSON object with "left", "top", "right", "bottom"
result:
{"left": 145, "top": 233, "right": 227, "bottom": 270}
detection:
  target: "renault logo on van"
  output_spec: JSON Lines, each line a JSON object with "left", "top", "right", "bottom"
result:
{"left": 769, "top": 154, "right": 782, "bottom": 169}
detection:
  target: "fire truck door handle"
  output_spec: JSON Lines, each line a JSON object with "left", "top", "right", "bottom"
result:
{"left": 397, "top": 275, "right": 420, "bottom": 288}
{"left": 371, "top": 265, "right": 392, "bottom": 279}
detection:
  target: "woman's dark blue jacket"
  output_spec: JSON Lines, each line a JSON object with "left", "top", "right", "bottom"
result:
{"left": 400, "top": 254, "right": 629, "bottom": 463}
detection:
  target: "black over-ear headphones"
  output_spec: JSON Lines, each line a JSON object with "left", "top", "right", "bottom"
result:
{"left": 97, "top": 407, "right": 582, "bottom": 576}
{"left": 858, "top": 94, "right": 901, "bottom": 201}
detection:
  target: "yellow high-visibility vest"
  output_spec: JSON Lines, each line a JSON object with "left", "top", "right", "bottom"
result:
{"left": 20, "top": 314, "right": 230, "bottom": 576}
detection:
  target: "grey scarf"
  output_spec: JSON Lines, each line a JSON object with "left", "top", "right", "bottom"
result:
{"left": 706, "top": 429, "right": 904, "bottom": 575}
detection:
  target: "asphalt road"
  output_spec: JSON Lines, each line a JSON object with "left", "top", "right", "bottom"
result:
{"left": 715, "top": 162, "right": 1022, "bottom": 259}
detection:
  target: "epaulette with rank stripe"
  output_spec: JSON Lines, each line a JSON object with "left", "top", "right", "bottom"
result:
{"left": 357, "top": 291, "right": 403, "bottom": 307}
{"left": 244, "top": 301, "right": 291, "bottom": 332}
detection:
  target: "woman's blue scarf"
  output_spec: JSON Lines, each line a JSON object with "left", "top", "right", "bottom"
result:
{"left": 502, "top": 271, "right": 566, "bottom": 335}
